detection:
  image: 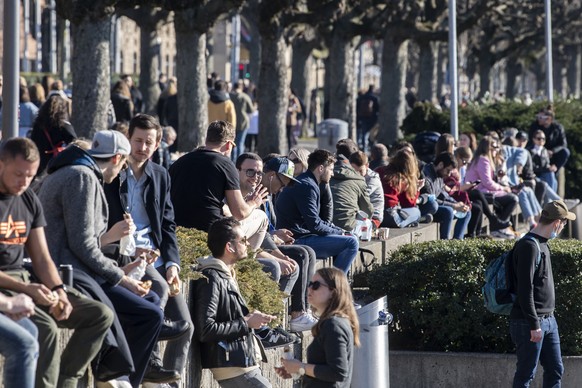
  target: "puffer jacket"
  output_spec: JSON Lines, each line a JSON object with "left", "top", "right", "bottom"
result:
{"left": 193, "top": 257, "right": 265, "bottom": 369}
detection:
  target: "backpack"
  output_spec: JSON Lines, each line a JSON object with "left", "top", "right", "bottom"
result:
{"left": 357, "top": 97, "right": 375, "bottom": 118}
{"left": 482, "top": 235, "right": 541, "bottom": 315}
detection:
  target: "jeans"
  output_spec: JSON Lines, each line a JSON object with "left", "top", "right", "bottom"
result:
{"left": 279, "top": 244, "right": 317, "bottom": 313}
{"left": 433, "top": 206, "right": 471, "bottom": 240}
{"left": 231, "top": 128, "right": 249, "bottom": 161}
{"left": 550, "top": 148, "right": 570, "bottom": 171}
{"left": 538, "top": 171, "right": 558, "bottom": 193}
{"left": 0, "top": 315, "right": 38, "bottom": 388}
{"left": 218, "top": 367, "right": 272, "bottom": 388}
{"left": 381, "top": 207, "right": 421, "bottom": 228}
{"left": 518, "top": 187, "right": 542, "bottom": 220}
{"left": 510, "top": 316, "right": 563, "bottom": 388}
{"left": 258, "top": 256, "right": 299, "bottom": 295}
{"left": 295, "top": 234, "right": 359, "bottom": 273}
{"left": 357, "top": 118, "right": 377, "bottom": 152}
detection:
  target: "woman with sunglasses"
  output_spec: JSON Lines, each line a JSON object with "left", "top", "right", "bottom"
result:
{"left": 465, "top": 136, "right": 519, "bottom": 239}
{"left": 529, "top": 129, "right": 558, "bottom": 192}
{"left": 276, "top": 267, "right": 360, "bottom": 387}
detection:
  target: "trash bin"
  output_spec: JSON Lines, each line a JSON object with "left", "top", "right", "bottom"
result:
{"left": 317, "top": 119, "right": 349, "bottom": 152}
{"left": 413, "top": 131, "right": 441, "bottom": 164}
{"left": 352, "top": 296, "right": 391, "bottom": 388}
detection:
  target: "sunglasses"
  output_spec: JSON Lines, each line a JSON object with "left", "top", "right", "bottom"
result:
{"left": 244, "top": 169, "right": 264, "bottom": 178}
{"left": 289, "top": 158, "right": 300, "bottom": 164}
{"left": 308, "top": 280, "right": 330, "bottom": 290}
{"left": 491, "top": 145, "right": 500, "bottom": 149}
{"left": 535, "top": 137, "right": 546, "bottom": 141}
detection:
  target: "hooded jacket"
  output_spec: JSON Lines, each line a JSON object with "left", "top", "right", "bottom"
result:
{"left": 38, "top": 145, "right": 125, "bottom": 285}
{"left": 329, "top": 160, "right": 374, "bottom": 231}
{"left": 208, "top": 90, "right": 237, "bottom": 129}
{"left": 193, "top": 257, "right": 265, "bottom": 370}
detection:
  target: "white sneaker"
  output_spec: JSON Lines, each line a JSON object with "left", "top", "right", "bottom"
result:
{"left": 290, "top": 311, "right": 318, "bottom": 332}
{"left": 142, "top": 383, "right": 173, "bottom": 388}
{"left": 96, "top": 376, "right": 132, "bottom": 388}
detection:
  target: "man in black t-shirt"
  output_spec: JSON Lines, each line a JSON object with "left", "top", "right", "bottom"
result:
{"left": 0, "top": 138, "right": 113, "bottom": 388}
{"left": 170, "top": 121, "right": 268, "bottom": 249}
{"left": 509, "top": 200, "right": 574, "bottom": 387}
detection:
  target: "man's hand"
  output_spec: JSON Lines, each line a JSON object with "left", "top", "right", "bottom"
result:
{"left": 244, "top": 310, "right": 276, "bottom": 329}
{"left": 277, "top": 257, "right": 297, "bottom": 276}
{"left": 453, "top": 202, "right": 469, "bottom": 212}
{"left": 108, "top": 218, "right": 135, "bottom": 241}
{"left": 26, "top": 283, "right": 58, "bottom": 306}
{"left": 119, "top": 276, "right": 148, "bottom": 297}
{"left": 273, "top": 229, "right": 294, "bottom": 244}
{"left": 166, "top": 266, "right": 181, "bottom": 296}
{"left": 121, "top": 258, "right": 145, "bottom": 276}
{"left": 247, "top": 185, "right": 268, "bottom": 207}
{"left": 3, "top": 293, "right": 35, "bottom": 321}
{"left": 49, "top": 289, "right": 72, "bottom": 321}
{"left": 550, "top": 164, "right": 558, "bottom": 172}
{"left": 530, "top": 328, "right": 542, "bottom": 342}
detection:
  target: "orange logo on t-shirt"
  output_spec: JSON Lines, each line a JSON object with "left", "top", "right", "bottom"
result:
{"left": 0, "top": 215, "right": 28, "bottom": 244}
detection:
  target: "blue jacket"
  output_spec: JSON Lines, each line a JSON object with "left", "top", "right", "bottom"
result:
{"left": 275, "top": 170, "right": 344, "bottom": 238}
{"left": 104, "top": 161, "right": 180, "bottom": 268}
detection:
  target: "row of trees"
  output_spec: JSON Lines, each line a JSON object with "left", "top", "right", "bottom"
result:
{"left": 54, "top": 0, "right": 582, "bottom": 154}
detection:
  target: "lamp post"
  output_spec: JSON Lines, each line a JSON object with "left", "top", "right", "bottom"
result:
{"left": 3, "top": 0, "right": 20, "bottom": 139}
{"left": 544, "top": 0, "right": 553, "bottom": 102}
{"left": 448, "top": 0, "right": 459, "bottom": 139}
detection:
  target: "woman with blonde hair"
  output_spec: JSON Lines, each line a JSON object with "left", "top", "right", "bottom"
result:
{"left": 277, "top": 267, "right": 359, "bottom": 387}
{"left": 376, "top": 149, "right": 423, "bottom": 227}
{"left": 465, "top": 136, "right": 519, "bottom": 239}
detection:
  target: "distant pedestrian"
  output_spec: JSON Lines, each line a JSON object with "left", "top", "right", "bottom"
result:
{"left": 356, "top": 85, "right": 379, "bottom": 152}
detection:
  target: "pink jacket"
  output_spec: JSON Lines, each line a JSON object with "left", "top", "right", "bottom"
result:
{"left": 465, "top": 156, "right": 506, "bottom": 196}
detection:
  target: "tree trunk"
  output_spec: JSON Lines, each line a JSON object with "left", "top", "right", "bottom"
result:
{"left": 478, "top": 52, "right": 492, "bottom": 99}
{"left": 417, "top": 40, "right": 438, "bottom": 102}
{"left": 436, "top": 44, "right": 446, "bottom": 100}
{"left": 328, "top": 29, "right": 357, "bottom": 140}
{"left": 505, "top": 56, "right": 520, "bottom": 99}
{"left": 566, "top": 44, "right": 581, "bottom": 99}
{"left": 139, "top": 22, "right": 160, "bottom": 115}
{"left": 70, "top": 19, "right": 111, "bottom": 138}
{"left": 291, "top": 37, "right": 315, "bottom": 137}
{"left": 257, "top": 34, "right": 288, "bottom": 155}
{"left": 174, "top": 17, "right": 207, "bottom": 151}
{"left": 323, "top": 55, "right": 332, "bottom": 120}
{"left": 378, "top": 36, "right": 408, "bottom": 146}
{"left": 241, "top": 2, "right": 261, "bottom": 84}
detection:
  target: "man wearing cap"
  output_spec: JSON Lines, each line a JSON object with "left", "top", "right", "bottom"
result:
{"left": 508, "top": 199, "right": 575, "bottom": 387}
{"left": 170, "top": 120, "right": 268, "bottom": 250}
{"left": 39, "top": 130, "right": 166, "bottom": 387}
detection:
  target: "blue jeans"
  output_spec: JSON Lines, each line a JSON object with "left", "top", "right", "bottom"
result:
{"left": 510, "top": 316, "right": 563, "bottom": 388}
{"left": 232, "top": 128, "right": 249, "bottom": 161}
{"left": 218, "top": 367, "right": 271, "bottom": 388}
{"left": 538, "top": 171, "right": 558, "bottom": 193}
{"left": 295, "top": 234, "right": 359, "bottom": 273}
{"left": 0, "top": 315, "right": 38, "bottom": 388}
{"left": 433, "top": 206, "right": 471, "bottom": 240}
{"left": 518, "top": 187, "right": 542, "bottom": 220}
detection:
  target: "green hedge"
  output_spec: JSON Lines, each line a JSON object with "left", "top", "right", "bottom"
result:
{"left": 176, "top": 227, "right": 286, "bottom": 324}
{"left": 367, "top": 238, "right": 582, "bottom": 355}
{"left": 401, "top": 100, "right": 582, "bottom": 199}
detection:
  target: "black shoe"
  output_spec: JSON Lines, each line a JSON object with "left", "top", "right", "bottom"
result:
{"left": 142, "top": 364, "right": 180, "bottom": 384}
{"left": 159, "top": 319, "right": 190, "bottom": 341}
{"left": 255, "top": 326, "right": 299, "bottom": 349}
{"left": 407, "top": 222, "right": 419, "bottom": 228}
{"left": 490, "top": 218, "right": 511, "bottom": 231}
{"left": 419, "top": 214, "right": 433, "bottom": 224}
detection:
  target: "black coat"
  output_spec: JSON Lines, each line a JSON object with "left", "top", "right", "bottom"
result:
{"left": 104, "top": 161, "right": 180, "bottom": 267}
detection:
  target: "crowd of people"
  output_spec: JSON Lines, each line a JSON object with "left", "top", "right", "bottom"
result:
{"left": 0, "top": 71, "right": 575, "bottom": 388}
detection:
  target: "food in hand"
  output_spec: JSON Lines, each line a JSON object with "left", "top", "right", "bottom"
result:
{"left": 169, "top": 281, "right": 180, "bottom": 296}
{"left": 140, "top": 280, "right": 152, "bottom": 290}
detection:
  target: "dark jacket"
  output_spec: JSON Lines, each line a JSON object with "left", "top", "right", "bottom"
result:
{"left": 104, "top": 161, "right": 180, "bottom": 268}
{"left": 528, "top": 121, "right": 568, "bottom": 154}
{"left": 30, "top": 119, "right": 77, "bottom": 176}
{"left": 275, "top": 170, "right": 344, "bottom": 238}
{"left": 193, "top": 258, "right": 265, "bottom": 369}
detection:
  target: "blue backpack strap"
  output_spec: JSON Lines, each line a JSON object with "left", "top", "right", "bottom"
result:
{"left": 521, "top": 235, "right": 542, "bottom": 269}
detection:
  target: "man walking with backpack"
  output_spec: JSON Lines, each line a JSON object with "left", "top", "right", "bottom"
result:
{"left": 509, "top": 199, "right": 575, "bottom": 387}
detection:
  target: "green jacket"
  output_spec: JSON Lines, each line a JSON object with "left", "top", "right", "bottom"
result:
{"left": 330, "top": 160, "right": 374, "bottom": 231}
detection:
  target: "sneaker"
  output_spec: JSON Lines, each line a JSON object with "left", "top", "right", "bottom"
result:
{"left": 490, "top": 229, "right": 516, "bottom": 240}
{"left": 255, "top": 326, "right": 299, "bottom": 349}
{"left": 419, "top": 214, "right": 433, "bottom": 224}
{"left": 96, "top": 376, "right": 132, "bottom": 388}
{"left": 490, "top": 218, "right": 511, "bottom": 231}
{"left": 354, "top": 302, "right": 362, "bottom": 310}
{"left": 290, "top": 311, "right": 318, "bottom": 332}
{"left": 407, "top": 222, "right": 419, "bottom": 228}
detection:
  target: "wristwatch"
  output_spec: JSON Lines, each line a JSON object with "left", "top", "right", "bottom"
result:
{"left": 298, "top": 363, "right": 306, "bottom": 376}
{"left": 51, "top": 284, "right": 68, "bottom": 293}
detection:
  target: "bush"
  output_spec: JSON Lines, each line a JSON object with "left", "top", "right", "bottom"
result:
{"left": 400, "top": 99, "right": 582, "bottom": 199}
{"left": 367, "top": 238, "right": 582, "bottom": 355}
{"left": 176, "top": 227, "right": 286, "bottom": 323}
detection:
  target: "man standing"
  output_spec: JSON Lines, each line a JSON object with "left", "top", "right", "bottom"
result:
{"left": 39, "top": 130, "right": 165, "bottom": 387}
{"left": 104, "top": 114, "right": 192, "bottom": 386}
{"left": 509, "top": 200, "right": 574, "bottom": 387}
{"left": 230, "top": 80, "right": 255, "bottom": 160}
{"left": 194, "top": 217, "right": 274, "bottom": 387}
{"left": 170, "top": 120, "right": 267, "bottom": 249}
{"left": 355, "top": 85, "right": 379, "bottom": 152}
{"left": 276, "top": 149, "right": 359, "bottom": 273}
{"left": 208, "top": 80, "right": 236, "bottom": 129}
{"left": 0, "top": 138, "right": 113, "bottom": 388}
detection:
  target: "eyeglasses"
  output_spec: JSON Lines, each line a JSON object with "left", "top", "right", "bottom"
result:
{"left": 289, "top": 158, "right": 300, "bottom": 164}
{"left": 244, "top": 169, "right": 264, "bottom": 178}
{"left": 491, "top": 145, "right": 499, "bottom": 150}
{"left": 308, "top": 280, "right": 330, "bottom": 291}
{"left": 535, "top": 137, "right": 546, "bottom": 141}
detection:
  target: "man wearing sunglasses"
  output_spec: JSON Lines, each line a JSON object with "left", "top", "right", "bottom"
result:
{"left": 275, "top": 150, "right": 359, "bottom": 274}
{"left": 170, "top": 121, "right": 268, "bottom": 250}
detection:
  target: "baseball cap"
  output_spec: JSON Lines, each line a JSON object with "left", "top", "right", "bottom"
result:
{"left": 89, "top": 130, "right": 131, "bottom": 159}
{"left": 265, "top": 157, "right": 300, "bottom": 183}
{"left": 541, "top": 200, "right": 576, "bottom": 221}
